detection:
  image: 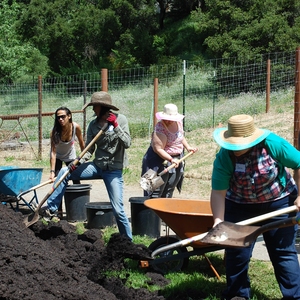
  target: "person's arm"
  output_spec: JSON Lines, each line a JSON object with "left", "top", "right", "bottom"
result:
{"left": 152, "top": 131, "right": 177, "bottom": 163}
{"left": 49, "top": 132, "right": 56, "bottom": 181}
{"left": 182, "top": 136, "right": 198, "bottom": 153}
{"left": 74, "top": 122, "right": 85, "bottom": 151}
{"left": 210, "top": 189, "right": 227, "bottom": 226}
{"left": 108, "top": 113, "right": 131, "bottom": 149}
{"left": 293, "top": 168, "right": 300, "bottom": 211}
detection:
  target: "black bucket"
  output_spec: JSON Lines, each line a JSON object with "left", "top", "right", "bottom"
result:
{"left": 85, "top": 202, "right": 116, "bottom": 229}
{"left": 129, "top": 196, "right": 161, "bottom": 238}
{"left": 64, "top": 184, "right": 92, "bottom": 222}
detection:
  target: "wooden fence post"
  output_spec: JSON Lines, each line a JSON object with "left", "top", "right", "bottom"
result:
{"left": 101, "top": 69, "right": 108, "bottom": 92}
{"left": 294, "top": 47, "right": 300, "bottom": 149}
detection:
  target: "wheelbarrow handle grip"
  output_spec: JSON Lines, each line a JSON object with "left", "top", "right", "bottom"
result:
{"left": 158, "top": 151, "right": 195, "bottom": 176}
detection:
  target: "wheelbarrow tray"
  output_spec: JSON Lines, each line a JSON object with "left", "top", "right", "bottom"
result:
{"left": 0, "top": 166, "right": 43, "bottom": 196}
{"left": 144, "top": 198, "right": 213, "bottom": 248}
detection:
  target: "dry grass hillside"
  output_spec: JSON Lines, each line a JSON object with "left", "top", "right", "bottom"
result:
{"left": 0, "top": 109, "right": 296, "bottom": 201}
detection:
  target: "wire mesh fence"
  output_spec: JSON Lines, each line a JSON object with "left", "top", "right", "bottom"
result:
{"left": 0, "top": 50, "right": 297, "bottom": 160}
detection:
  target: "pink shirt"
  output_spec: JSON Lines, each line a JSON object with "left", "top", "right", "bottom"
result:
{"left": 152, "top": 121, "right": 184, "bottom": 155}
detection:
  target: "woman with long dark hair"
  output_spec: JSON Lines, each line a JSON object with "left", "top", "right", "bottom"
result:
{"left": 49, "top": 106, "right": 85, "bottom": 218}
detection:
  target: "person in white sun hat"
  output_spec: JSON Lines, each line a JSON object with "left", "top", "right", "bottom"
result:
{"left": 210, "top": 114, "right": 300, "bottom": 300}
{"left": 141, "top": 103, "right": 198, "bottom": 198}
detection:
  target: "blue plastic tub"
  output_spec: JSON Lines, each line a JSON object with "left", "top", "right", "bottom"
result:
{"left": 0, "top": 166, "right": 43, "bottom": 196}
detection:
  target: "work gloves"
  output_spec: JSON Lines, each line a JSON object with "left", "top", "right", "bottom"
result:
{"left": 68, "top": 152, "right": 92, "bottom": 173}
{"left": 106, "top": 113, "right": 118, "bottom": 128}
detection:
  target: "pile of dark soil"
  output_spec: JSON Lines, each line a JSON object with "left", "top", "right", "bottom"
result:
{"left": 0, "top": 202, "right": 168, "bottom": 300}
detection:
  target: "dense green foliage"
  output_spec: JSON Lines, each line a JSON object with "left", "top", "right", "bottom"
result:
{"left": 1, "top": 0, "right": 300, "bottom": 81}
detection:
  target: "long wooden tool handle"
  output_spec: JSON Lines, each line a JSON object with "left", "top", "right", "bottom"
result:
{"left": 151, "top": 204, "right": 299, "bottom": 257}
{"left": 158, "top": 151, "right": 194, "bottom": 176}
{"left": 237, "top": 205, "right": 298, "bottom": 225}
{"left": 34, "top": 124, "right": 108, "bottom": 211}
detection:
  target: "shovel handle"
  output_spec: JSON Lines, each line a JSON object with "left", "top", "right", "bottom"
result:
{"left": 150, "top": 204, "right": 299, "bottom": 258}
{"left": 237, "top": 205, "right": 298, "bottom": 226}
{"left": 158, "top": 151, "right": 194, "bottom": 176}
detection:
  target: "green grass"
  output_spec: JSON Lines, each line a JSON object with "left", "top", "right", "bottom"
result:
{"left": 98, "top": 228, "right": 283, "bottom": 300}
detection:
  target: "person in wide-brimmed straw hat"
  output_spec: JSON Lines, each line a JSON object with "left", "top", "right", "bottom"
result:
{"left": 210, "top": 114, "right": 300, "bottom": 299}
{"left": 40, "top": 91, "right": 132, "bottom": 240}
{"left": 82, "top": 91, "right": 119, "bottom": 111}
{"left": 141, "top": 103, "right": 198, "bottom": 198}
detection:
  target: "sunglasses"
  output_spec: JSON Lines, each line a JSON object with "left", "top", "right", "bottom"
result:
{"left": 57, "top": 115, "right": 67, "bottom": 120}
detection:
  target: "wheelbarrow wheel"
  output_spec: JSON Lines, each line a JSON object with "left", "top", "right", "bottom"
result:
{"left": 148, "top": 236, "right": 189, "bottom": 274}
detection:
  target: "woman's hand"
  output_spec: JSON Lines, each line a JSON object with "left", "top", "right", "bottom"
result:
{"left": 49, "top": 170, "right": 55, "bottom": 182}
{"left": 170, "top": 158, "right": 180, "bottom": 168}
{"left": 185, "top": 145, "right": 198, "bottom": 153}
{"left": 294, "top": 195, "right": 300, "bottom": 211}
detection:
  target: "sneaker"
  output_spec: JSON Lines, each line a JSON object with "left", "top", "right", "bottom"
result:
{"left": 39, "top": 206, "right": 59, "bottom": 222}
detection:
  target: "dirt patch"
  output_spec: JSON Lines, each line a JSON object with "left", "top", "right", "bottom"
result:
{"left": 0, "top": 200, "right": 167, "bottom": 300}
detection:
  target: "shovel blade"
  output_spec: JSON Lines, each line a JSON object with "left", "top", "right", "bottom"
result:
{"left": 23, "top": 211, "right": 39, "bottom": 227}
{"left": 200, "top": 222, "right": 260, "bottom": 247}
{"left": 141, "top": 169, "right": 157, "bottom": 180}
{"left": 200, "top": 216, "right": 300, "bottom": 247}
{"left": 150, "top": 176, "right": 165, "bottom": 191}
{"left": 140, "top": 169, "right": 164, "bottom": 194}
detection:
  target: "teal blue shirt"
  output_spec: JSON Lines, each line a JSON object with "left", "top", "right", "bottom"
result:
{"left": 212, "top": 132, "right": 300, "bottom": 190}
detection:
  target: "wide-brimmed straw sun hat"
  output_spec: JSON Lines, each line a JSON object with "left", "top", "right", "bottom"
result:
{"left": 82, "top": 91, "right": 119, "bottom": 111}
{"left": 213, "top": 114, "right": 270, "bottom": 151}
{"left": 155, "top": 103, "right": 184, "bottom": 121}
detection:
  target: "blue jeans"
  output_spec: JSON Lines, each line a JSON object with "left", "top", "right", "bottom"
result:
{"left": 222, "top": 191, "right": 300, "bottom": 300}
{"left": 47, "top": 162, "right": 132, "bottom": 240}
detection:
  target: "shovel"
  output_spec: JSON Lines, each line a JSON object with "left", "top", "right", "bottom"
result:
{"left": 151, "top": 205, "right": 298, "bottom": 257}
{"left": 23, "top": 123, "right": 108, "bottom": 227}
{"left": 140, "top": 151, "right": 194, "bottom": 194}
{"left": 201, "top": 215, "right": 300, "bottom": 247}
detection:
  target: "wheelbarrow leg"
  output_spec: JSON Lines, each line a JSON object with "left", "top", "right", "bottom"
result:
{"left": 202, "top": 253, "right": 221, "bottom": 280}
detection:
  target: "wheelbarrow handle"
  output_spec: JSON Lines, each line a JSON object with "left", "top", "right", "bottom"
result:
{"left": 17, "top": 179, "right": 53, "bottom": 199}
{"left": 151, "top": 205, "right": 299, "bottom": 257}
{"left": 158, "top": 151, "right": 195, "bottom": 176}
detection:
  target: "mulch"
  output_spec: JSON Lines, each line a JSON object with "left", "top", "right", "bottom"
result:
{"left": 0, "top": 198, "right": 168, "bottom": 300}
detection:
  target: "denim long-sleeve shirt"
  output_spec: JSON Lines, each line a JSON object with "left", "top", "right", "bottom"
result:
{"left": 86, "top": 113, "right": 131, "bottom": 170}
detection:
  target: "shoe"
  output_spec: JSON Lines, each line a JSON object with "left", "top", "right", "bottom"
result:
{"left": 39, "top": 206, "right": 59, "bottom": 222}
{"left": 57, "top": 211, "right": 63, "bottom": 219}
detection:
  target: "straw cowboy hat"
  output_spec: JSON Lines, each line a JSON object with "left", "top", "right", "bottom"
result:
{"left": 156, "top": 103, "right": 184, "bottom": 122}
{"left": 82, "top": 91, "right": 119, "bottom": 111}
{"left": 213, "top": 114, "right": 270, "bottom": 151}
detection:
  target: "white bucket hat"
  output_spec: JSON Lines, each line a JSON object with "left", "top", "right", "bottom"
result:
{"left": 155, "top": 104, "right": 184, "bottom": 122}
{"left": 213, "top": 114, "right": 270, "bottom": 151}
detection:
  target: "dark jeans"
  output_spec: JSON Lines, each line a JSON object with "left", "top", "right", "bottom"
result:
{"left": 222, "top": 190, "right": 300, "bottom": 300}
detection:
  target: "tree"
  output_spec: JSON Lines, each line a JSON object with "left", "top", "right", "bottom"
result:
{"left": 191, "top": 0, "right": 300, "bottom": 61}
{"left": 0, "top": 0, "right": 49, "bottom": 83}
{"left": 17, "top": 0, "right": 158, "bottom": 74}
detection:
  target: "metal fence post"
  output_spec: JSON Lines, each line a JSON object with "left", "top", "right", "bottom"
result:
{"left": 153, "top": 78, "right": 158, "bottom": 128}
{"left": 294, "top": 47, "right": 300, "bottom": 149}
{"left": 38, "top": 75, "right": 42, "bottom": 160}
{"left": 266, "top": 59, "right": 271, "bottom": 113}
{"left": 183, "top": 60, "right": 186, "bottom": 130}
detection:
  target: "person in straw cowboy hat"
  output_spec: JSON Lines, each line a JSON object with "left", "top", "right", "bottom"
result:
{"left": 141, "top": 103, "right": 198, "bottom": 198}
{"left": 40, "top": 91, "right": 132, "bottom": 240}
{"left": 211, "top": 114, "right": 300, "bottom": 300}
